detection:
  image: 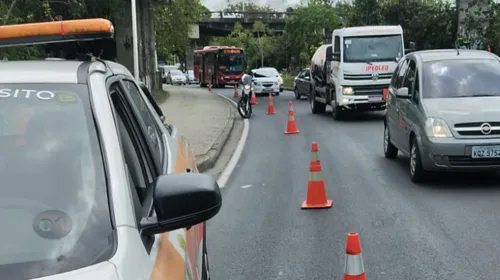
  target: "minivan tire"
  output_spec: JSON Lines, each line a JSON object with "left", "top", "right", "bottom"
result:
{"left": 384, "top": 124, "right": 398, "bottom": 159}
{"left": 409, "top": 138, "right": 428, "bottom": 183}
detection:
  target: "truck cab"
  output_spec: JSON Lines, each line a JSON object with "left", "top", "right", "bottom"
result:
{"left": 310, "top": 25, "right": 410, "bottom": 120}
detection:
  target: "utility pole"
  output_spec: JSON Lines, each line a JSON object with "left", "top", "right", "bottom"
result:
{"left": 131, "top": 0, "right": 140, "bottom": 80}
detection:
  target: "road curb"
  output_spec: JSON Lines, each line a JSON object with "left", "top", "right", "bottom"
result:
{"left": 195, "top": 96, "right": 235, "bottom": 173}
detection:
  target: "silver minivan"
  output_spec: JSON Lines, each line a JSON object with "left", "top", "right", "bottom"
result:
{"left": 384, "top": 49, "right": 500, "bottom": 183}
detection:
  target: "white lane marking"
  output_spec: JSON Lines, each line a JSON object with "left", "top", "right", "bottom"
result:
{"left": 215, "top": 91, "right": 250, "bottom": 188}
{"left": 241, "top": 184, "right": 252, "bottom": 189}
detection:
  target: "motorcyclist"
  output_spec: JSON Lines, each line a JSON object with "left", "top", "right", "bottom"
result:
{"left": 241, "top": 70, "right": 253, "bottom": 85}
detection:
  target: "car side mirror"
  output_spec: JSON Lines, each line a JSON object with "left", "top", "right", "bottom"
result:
{"left": 140, "top": 173, "right": 222, "bottom": 236}
{"left": 332, "top": 52, "right": 340, "bottom": 61}
{"left": 395, "top": 87, "right": 410, "bottom": 98}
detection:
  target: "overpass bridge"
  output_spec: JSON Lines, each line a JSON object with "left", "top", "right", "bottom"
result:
{"left": 197, "top": 11, "right": 292, "bottom": 37}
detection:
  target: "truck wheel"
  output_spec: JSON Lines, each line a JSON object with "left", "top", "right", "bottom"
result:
{"left": 310, "top": 89, "right": 326, "bottom": 114}
{"left": 332, "top": 102, "right": 344, "bottom": 120}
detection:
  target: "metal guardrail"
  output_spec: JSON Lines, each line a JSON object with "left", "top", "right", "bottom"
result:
{"left": 205, "top": 11, "right": 293, "bottom": 20}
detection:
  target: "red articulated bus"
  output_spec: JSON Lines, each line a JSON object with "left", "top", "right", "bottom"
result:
{"left": 193, "top": 46, "right": 245, "bottom": 88}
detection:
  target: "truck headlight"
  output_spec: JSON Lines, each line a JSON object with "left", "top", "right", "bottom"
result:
{"left": 425, "top": 117, "right": 452, "bottom": 138}
{"left": 244, "top": 84, "right": 250, "bottom": 90}
{"left": 343, "top": 86, "right": 353, "bottom": 95}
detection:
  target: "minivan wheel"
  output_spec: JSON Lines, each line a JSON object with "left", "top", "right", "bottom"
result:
{"left": 409, "top": 139, "right": 427, "bottom": 183}
{"left": 384, "top": 124, "right": 398, "bottom": 159}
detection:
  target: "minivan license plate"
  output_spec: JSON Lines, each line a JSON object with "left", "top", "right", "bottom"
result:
{"left": 471, "top": 145, "right": 500, "bottom": 158}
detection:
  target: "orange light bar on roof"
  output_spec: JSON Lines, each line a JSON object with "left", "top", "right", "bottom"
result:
{"left": 0, "top": 18, "right": 114, "bottom": 48}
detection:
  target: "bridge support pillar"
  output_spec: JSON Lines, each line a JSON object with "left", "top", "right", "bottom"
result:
{"left": 185, "top": 40, "right": 198, "bottom": 71}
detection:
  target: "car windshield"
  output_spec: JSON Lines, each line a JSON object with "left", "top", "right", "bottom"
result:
{"left": 343, "top": 35, "right": 403, "bottom": 63}
{"left": 253, "top": 68, "right": 279, "bottom": 78}
{"left": 422, "top": 59, "right": 500, "bottom": 98}
{"left": 160, "top": 66, "right": 177, "bottom": 75}
{"left": 170, "top": 70, "right": 183, "bottom": 76}
{"left": 0, "top": 84, "right": 113, "bottom": 279}
{"left": 219, "top": 52, "right": 244, "bottom": 74}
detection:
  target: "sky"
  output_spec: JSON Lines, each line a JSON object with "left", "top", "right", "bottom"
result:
{"left": 201, "top": 0, "right": 307, "bottom": 12}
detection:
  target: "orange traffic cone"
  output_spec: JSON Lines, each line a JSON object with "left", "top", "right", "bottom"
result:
{"left": 250, "top": 91, "right": 257, "bottom": 105}
{"left": 284, "top": 101, "right": 299, "bottom": 134}
{"left": 234, "top": 85, "right": 239, "bottom": 98}
{"left": 344, "top": 232, "right": 366, "bottom": 280}
{"left": 266, "top": 92, "right": 276, "bottom": 115}
{"left": 301, "top": 142, "right": 332, "bottom": 209}
{"left": 208, "top": 83, "right": 212, "bottom": 93}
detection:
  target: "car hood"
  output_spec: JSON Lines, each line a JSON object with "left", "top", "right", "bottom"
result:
{"left": 423, "top": 97, "right": 500, "bottom": 125}
{"left": 35, "top": 261, "right": 120, "bottom": 280}
{"left": 253, "top": 77, "right": 277, "bottom": 83}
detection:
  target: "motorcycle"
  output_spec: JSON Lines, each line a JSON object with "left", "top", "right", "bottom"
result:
{"left": 237, "top": 74, "right": 253, "bottom": 119}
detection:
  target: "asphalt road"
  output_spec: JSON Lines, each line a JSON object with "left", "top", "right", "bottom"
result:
{"left": 207, "top": 87, "right": 500, "bottom": 280}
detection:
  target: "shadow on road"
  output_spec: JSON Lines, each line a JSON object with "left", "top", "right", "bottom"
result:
{"left": 315, "top": 109, "right": 385, "bottom": 122}
{"left": 383, "top": 155, "right": 500, "bottom": 190}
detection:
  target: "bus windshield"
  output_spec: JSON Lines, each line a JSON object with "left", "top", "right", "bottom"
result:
{"left": 343, "top": 35, "right": 403, "bottom": 63}
{"left": 219, "top": 52, "right": 244, "bottom": 74}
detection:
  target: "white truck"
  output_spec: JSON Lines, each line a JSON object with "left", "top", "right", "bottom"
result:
{"left": 309, "top": 25, "right": 414, "bottom": 120}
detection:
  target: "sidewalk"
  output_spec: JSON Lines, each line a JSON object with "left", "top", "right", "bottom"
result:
{"left": 159, "top": 85, "right": 235, "bottom": 173}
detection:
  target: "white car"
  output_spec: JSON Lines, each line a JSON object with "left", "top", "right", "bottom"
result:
{"left": 251, "top": 67, "right": 281, "bottom": 96}
{"left": 0, "top": 18, "right": 221, "bottom": 280}
{"left": 166, "top": 69, "right": 187, "bottom": 85}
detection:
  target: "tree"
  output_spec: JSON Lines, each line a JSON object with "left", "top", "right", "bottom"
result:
{"left": 252, "top": 21, "right": 266, "bottom": 67}
{"left": 153, "top": 0, "right": 209, "bottom": 58}
{"left": 284, "top": 1, "right": 340, "bottom": 69}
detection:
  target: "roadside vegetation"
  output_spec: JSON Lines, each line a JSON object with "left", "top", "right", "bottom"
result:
{"left": 213, "top": 0, "right": 500, "bottom": 79}
{"left": 2, "top": 0, "right": 499, "bottom": 85}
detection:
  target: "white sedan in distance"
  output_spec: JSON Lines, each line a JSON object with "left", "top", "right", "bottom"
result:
{"left": 251, "top": 67, "right": 281, "bottom": 96}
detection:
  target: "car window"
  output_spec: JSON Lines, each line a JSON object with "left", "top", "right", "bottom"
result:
{"left": 390, "top": 60, "right": 402, "bottom": 87}
{"left": 334, "top": 36, "right": 340, "bottom": 53}
{"left": 403, "top": 59, "right": 416, "bottom": 92}
{"left": 298, "top": 70, "right": 305, "bottom": 78}
{"left": 253, "top": 68, "right": 278, "bottom": 77}
{"left": 109, "top": 84, "right": 155, "bottom": 207}
{"left": 413, "top": 69, "right": 420, "bottom": 104}
{"left": 0, "top": 84, "right": 113, "bottom": 278}
{"left": 122, "top": 80, "right": 164, "bottom": 170}
{"left": 170, "top": 70, "right": 183, "bottom": 76}
{"left": 422, "top": 59, "right": 500, "bottom": 98}
{"left": 343, "top": 35, "right": 403, "bottom": 63}
{"left": 393, "top": 58, "right": 409, "bottom": 88}
{"left": 305, "top": 69, "right": 311, "bottom": 77}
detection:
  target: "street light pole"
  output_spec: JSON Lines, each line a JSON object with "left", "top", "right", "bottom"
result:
{"left": 131, "top": 0, "right": 140, "bottom": 81}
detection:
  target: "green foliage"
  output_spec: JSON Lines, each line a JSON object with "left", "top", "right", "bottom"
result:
{"left": 154, "top": 0, "right": 208, "bottom": 58}
{"left": 284, "top": 1, "right": 340, "bottom": 69}
{"left": 0, "top": 0, "right": 125, "bottom": 59}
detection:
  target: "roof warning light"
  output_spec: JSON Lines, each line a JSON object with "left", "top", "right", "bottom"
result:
{"left": 0, "top": 18, "right": 114, "bottom": 48}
